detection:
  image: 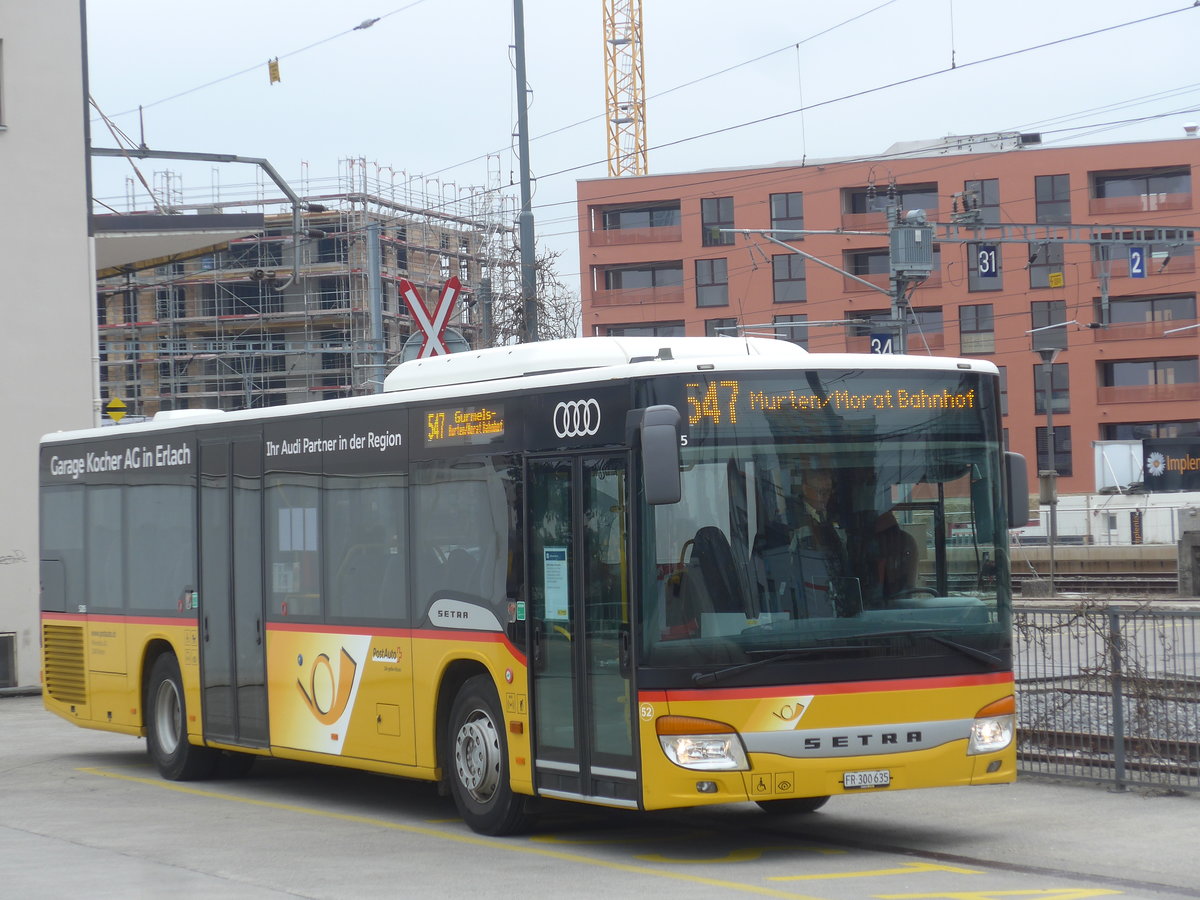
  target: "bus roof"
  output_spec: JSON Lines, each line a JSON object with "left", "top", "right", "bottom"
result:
{"left": 381, "top": 335, "right": 803, "bottom": 392}
{"left": 42, "top": 337, "right": 998, "bottom": 444}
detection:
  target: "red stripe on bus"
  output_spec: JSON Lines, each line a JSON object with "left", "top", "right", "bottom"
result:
{"left": 41, "top": 612, "right": 196, "bottom": 627}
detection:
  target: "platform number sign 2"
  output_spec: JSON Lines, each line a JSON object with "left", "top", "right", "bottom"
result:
{"left": 1129, "top": 246, "right": 1146, "bottom": 279}
{"left": 977, "top": 244, "right": 999, "bottom": 278}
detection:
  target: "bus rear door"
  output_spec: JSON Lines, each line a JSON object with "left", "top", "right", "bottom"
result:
{"left": 198, "top": 434, "right": 268, "bottom": 747}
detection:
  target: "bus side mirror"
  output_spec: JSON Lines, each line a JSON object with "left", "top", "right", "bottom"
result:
{"left": 636, "top": 405, "right": 681, "bottom": 505}
{"left": 1005, "top": 451, "right": 1029, "bottom": 529}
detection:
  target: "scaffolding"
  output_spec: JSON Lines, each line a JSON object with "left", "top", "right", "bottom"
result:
{"left": 95, "top": 159, "right": 516, "bottom": 416}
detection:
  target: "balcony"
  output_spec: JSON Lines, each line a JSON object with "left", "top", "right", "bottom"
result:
{"left": 1088, "top": 192, "right": 1191, "bottom": 215}
{"left": 1097, "top": 382, "right": 1200, "bottom": 404}
{"left": 844, "top": 333, "right": 945, "bottom": 353}
{"left": 590, "top": 284, "right": 685, "bottom": 308}
{"left": 1091, "top": 252, "right": 1195, "bottom": 277}
{"left": 842, "top": 270, "right": 942, "bottom": 292}
{"left": 588, "top": 225, "right": 682, "bottom": 247}
{"left": 1091, "top": 321, "right": 1181, "bottom": 342}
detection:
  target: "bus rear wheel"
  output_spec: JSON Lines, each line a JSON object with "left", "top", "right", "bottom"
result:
{"left": 756, "top": 795, "right": 829, "bottom": 815}
{"left": 146, "top": 653, "right": 217, "bottom": 781}
{"left": 447, "top": 674, "right": 531, "bottom": 835}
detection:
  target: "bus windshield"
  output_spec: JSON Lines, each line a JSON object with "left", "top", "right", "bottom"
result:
{"left": 640, "top": 368, "right": 1010, "bottom": 685}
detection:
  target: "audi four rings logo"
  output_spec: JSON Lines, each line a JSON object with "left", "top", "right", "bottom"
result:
{"left": 554, "top": 399, "right": 602, "bottom": 438}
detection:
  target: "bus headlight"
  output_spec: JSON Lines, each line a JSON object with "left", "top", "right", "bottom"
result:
{"left": 656, "top": 715, "right": 749, "bottom": 771}
{"left": 968, "top": 696, "right": 1015, "bottom": 755}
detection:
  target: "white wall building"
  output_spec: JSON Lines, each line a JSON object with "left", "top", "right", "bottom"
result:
{"left": 0, "top": 2, "right": 96, "bottom": 687}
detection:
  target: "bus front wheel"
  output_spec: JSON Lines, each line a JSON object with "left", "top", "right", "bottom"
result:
{"left": 146, "top": 653, "right": 217, "bottom": 781}
{"left": 447, "top": 674, "right": 531, "bottom": 835}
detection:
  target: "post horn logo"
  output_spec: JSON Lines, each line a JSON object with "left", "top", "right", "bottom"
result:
{"left": 297, "top": 648, "right": 358, "bottom": 725}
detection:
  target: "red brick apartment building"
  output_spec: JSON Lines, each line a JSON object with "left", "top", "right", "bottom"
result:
{"left": 576, "top": 133, "right": 1200, "bottom": 494}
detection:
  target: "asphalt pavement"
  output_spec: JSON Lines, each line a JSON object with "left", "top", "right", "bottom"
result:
{"left": 3, "top": 691, "right": 1198, "bottom": 897}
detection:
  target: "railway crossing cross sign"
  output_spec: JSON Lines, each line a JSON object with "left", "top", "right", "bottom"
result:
{"left": 400, "top": 276, "right": 462, "bottom": 358}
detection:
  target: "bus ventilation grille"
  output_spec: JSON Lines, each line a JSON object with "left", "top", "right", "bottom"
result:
{"left": 42, "top": 624, "right": 86, "bottom": 704}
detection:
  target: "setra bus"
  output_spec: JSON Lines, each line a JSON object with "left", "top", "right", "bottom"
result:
{"left": 40, "top": 336, "right": 1028, "bottom": 834}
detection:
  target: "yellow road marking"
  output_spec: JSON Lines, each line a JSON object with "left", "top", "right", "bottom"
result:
{"left": 770, "top": 861, "right": 983, "bottom": 881}
{"left": 533, "top": 828, "right": 712, "bottom": 846}
{"left": 874, "top": 891, "right": 1123, "bottom": 899}
{"left": 77, "top": 767, "right": 825, "bottom": 899}
{"left": 638, "top": 846, "right": 846, "bottom": 864}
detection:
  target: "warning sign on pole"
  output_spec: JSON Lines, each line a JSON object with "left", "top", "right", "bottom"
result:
{"left": 105, "top": 397, "right": 127, "bottom": 423}
{"left": 400, "top": 277, "right": 462, "bottom": 358}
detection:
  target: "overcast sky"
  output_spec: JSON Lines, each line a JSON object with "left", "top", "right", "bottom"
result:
{"left": 84, "top": 0, "right": 1200, "bottom": 291}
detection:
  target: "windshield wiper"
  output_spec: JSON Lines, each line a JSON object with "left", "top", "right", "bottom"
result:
{"left": 692, "top": 646, "right": 859, "bottom": 686}
{"left": 691, "top": 630, "right": 1004, "bottom": 687}
{"left": 844, "top": 628, "right": 1004, "bottom": 667}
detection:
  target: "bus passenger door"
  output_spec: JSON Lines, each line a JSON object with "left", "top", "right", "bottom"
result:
{"left": 528, "top": 454, "right": 637, "bottom": 808}
{"left": 199, "top": 435, "right": 268, "bottom": 748}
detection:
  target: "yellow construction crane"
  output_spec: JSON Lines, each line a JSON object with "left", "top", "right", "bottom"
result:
{"left": 603, "top": 0, "right": 647, "bottom": 176}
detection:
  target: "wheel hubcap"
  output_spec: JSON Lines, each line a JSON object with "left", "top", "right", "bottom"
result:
{"left": 454, "top": 708, "right": 501, "bottom": 803}
{"left": 153, "top": 679, "right": 182, "bottom": 755}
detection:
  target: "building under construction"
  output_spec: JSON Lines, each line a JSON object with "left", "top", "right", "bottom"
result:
{"left": 95, "top": 160, "right": 514, "bottom": 416}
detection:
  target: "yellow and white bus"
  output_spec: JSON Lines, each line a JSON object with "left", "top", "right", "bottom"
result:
{"left": 40, "top": 336, "right": 1027, "bottom": 834}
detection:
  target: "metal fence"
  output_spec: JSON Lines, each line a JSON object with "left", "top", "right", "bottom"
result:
{"left": 1014, "top": 602, "right": 1200, "bottom": 792}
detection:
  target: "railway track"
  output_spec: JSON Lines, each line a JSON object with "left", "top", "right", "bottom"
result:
{"left": 1018, "top": 728, "right": 1200, "bottom": 778}
{"left": 1012, "top": 570, "right": 1179, "bottom": 595}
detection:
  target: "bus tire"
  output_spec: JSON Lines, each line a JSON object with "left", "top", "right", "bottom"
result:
{"left": 447, "top": 674, "right": 531, "bottom": 835}
{"left": 146, "top": 653, "right": 217, "bottom": 781}
{"left": 755, "top": 795, "right": 829, "bottom": 815}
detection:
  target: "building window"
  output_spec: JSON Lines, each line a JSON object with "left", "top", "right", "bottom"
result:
{"left": 695, "top": 258, "right": 728, "bottom": 307}
{"left": 772, "top": 254, "right": 806, "bottom": 303}
{"left": 701, "top": 197, "right": 734, "bottom": 246}
{"left": 1031, "top": 300, "right": 1068, "bottom": 349}
{"left": 844, "top": 183, "right": 939, "bottom": 216}
{"left": 705, "top": 317, "right": 738, "bottom": 337}
{"left": 1029, "top": 241, "right": 1065, "bottom": 288}
{"left": 959, "top": 304, "right": 995, "bottom": 354}
{"left": 998, "top": 366, "right": 1008, "bottom": 416}
{"left": 962, "top": 179, "right": 1001, "bottom": 223}
{"left": 908, "top": 307, "right": 944, "bottom": 351}
{"left": 1035, "top": 174, "right": 1071, "bottom": 223}
{"left": 1090, "top": 166, "right": 1191, "bottom": 213}
{"left": 596, "top": 201, "right": 681, "bottom": 231}
{"left": 605, "top": 321, "right": 685, "bottom": 337}
{"left": 155, "top": 287, "right": 186, "bottom": 320}
{"left": 1036, "top": 425, "right": 1072, "bottom": 476}
{"left": 769, "top": 192, "right": 804, "bottom": 240}
{"left": 1033, "top": 362, "right": 1070, "bottom": 414}
{"left": 1101, "top": 357, "right": 1199, "bottom": 387}
{"left": 1102, "top": 420, "right": 1200, "bottom": 440}
{"left": 602, "top": 261, "right": 684, "bottom": 290}
{"left": 846, "top": 248, "right": 890, "bottom": 276}
{"left": 773, "top": 314, "right": 808, "bottom": 348}
{"left": 967, "top": 243, "right": 1003, "bottom": 291}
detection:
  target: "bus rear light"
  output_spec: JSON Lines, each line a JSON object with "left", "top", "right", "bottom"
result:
{"left": 656, "top": 715, "right": 748, "bottom": 771}
{"left": 969, "top": 695, "right": 1015, "bottom": 755}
